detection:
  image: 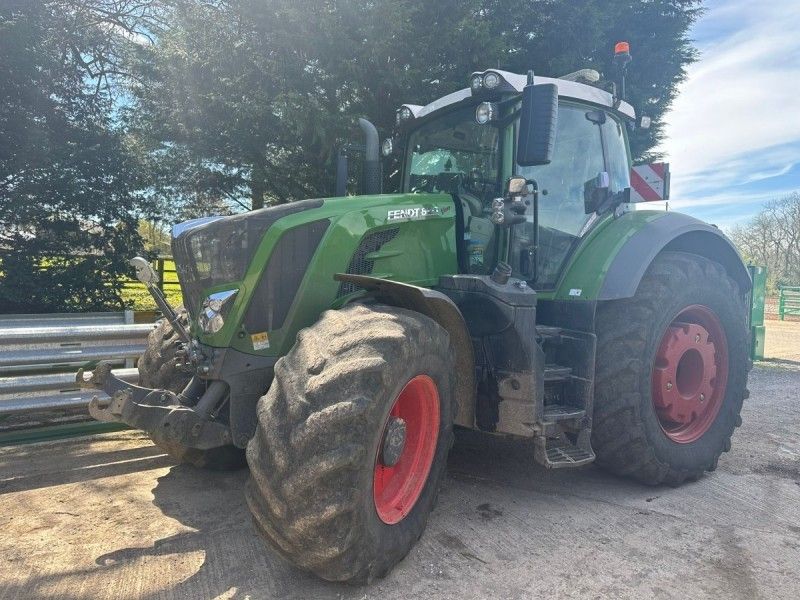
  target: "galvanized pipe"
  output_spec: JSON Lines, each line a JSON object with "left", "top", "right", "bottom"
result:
{"left": 0, "top": 311, "right": 133, "bottom": 329}
{"left": 0, "top": 313, "right": 151, "bottom": 419}
{"left": 0, "top": 368, "right": 139, "bottom": 395}
{"left": 0, "top": 345, "right": 147, "bottom": 369}
{"left": 0, "top": 368, "right": 138, "bottom": 415}
{"left": 0, "top": 323, "right": 155, "bottom": 344}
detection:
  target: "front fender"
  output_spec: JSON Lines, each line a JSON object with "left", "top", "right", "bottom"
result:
{"left": 335, "top": 274, "right": 475, "bottom": 428}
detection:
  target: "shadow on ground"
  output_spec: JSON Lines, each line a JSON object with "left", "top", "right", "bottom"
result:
{"left": 86, "top": 430, "right": 651, "bottom": 599}
{"left": 2, "top": 362, "right": 798, "bottom": 599}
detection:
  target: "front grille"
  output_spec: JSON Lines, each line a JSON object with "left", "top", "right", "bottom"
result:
{"left": 336, "top": 228, "right": 399, "bottom": 298}
{"left": 171, "top": 198, "right": 323, "bottom": 317}
{"left": 243, "top": 219, "right": 330, "bottom": 334}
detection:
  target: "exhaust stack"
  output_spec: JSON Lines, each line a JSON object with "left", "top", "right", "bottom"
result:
{"left": 358, "top": 118, "right": 381, "bottom": 195}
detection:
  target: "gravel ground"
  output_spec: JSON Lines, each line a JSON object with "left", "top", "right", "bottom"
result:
{"left": 764, "top": 319, "right": 800, "bottom": 362}
{"left": 0, "top": 323, "right": 797, "bottom": 599}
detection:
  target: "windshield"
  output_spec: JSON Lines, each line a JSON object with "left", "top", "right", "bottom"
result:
{"left": 403, "top": 105, "right": 501, "bottom": 203}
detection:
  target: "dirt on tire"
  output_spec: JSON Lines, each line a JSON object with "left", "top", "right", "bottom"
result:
{"left": 591, "top": 251, "right": 750, "bottom": 485}
{"left": 245, "top": 303, "right": 456, "bottom": 583}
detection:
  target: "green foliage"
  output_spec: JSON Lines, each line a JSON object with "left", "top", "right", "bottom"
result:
{"left": 131, "top": 0, "right": 701, "bottom": 209}
{"left": 0, "top": 1, "right": 158, "bottom": 313}
{"left": 0, "top": 0, "right": 702, "bottom": 313}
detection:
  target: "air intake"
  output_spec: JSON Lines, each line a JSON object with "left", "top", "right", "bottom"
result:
{"left": 337, "top": 228, "right": 400, "bottom": 298}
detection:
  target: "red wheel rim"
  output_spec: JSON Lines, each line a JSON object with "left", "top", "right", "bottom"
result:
{"left": 651, "top": 305, "right": 729, "bottom": 443}
{"left": 373, "top": 375, "right": 440, "bottom": 525}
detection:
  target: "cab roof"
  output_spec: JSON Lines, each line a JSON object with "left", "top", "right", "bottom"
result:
{"left": 404, "top": 69, "right": 636, "bottom": 122}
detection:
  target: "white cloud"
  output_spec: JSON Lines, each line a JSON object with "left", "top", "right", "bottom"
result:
{"left": 659, "top": 0, "right": 800, "bottom": 209}
{"left": 669, "top": 181, "right": 800, "bottom": 211}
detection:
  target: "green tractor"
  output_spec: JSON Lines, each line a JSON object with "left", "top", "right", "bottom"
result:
{"left": 80, "top": 44, "right": 751, "bottom": 583}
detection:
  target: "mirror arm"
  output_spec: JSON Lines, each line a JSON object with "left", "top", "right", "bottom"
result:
{"left": 129, "top": 257, "right": 191, "bottom": 343}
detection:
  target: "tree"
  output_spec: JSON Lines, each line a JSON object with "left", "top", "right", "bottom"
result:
{"left": 0, "top": 1, "right": 158, "bottom": 313}
{"left": 130, "top": 0, "right": 701, "bottom": 210}
{"left": 730, "top": 192, "right": 800, "bottom": 292}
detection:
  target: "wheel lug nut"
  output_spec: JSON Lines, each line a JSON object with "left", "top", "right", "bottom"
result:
{"left": 666, "top": 382, "right": 673, "bottom": 391}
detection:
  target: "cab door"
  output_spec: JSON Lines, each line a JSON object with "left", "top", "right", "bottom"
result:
{"left": 512, "top": 103, "right": 631, "bottom": 289}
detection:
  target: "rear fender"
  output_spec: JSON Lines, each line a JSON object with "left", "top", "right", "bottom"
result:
{"left": 554, "top": 211, "right": 751, "bottom": 304}
{"left": 334, "top": 274, "right": 475, "bottom": 428}
{"left": 598, "top": 212, "right": 751, "bottom": 300}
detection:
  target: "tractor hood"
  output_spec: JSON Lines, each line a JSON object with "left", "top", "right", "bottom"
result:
{"left": 171, "top": 199, "right": 324, "bottom": 316}
{"left": 171, "top": 192, "right": 457, "bottom": 356}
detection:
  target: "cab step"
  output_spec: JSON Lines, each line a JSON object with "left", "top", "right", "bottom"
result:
{"left": 538, "top": 442, "right": 595, "bottom": 468}
{"left": 542, "top": 404, "right": 585, "bottom": 422}
{"left": 534, "top": 438, "right": 594, "bottom": 469}
{"left": 544, "top": 365, "right": 572, "bottom": 382}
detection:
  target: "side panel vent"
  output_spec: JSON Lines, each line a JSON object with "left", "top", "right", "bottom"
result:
{"left": 337, "top": 228, "right": 399, "bottom": 298}
{"left": 244, "top": 219, "right": 330, "bottom": 334}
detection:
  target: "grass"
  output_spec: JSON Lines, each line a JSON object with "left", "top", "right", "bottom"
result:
{"left": 120, "top": 258, "right": 184, "bottom": 310}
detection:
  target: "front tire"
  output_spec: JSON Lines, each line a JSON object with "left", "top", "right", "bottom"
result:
{"left": 245, "top": 304, "right": 455, "bottom": 583}
{"left": 592, "top": 252, "right": 750, "bottom": 485}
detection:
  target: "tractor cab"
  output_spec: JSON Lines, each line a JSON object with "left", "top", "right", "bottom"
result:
{"left": 386, "top": 67, "right": 640, "bottom": 290}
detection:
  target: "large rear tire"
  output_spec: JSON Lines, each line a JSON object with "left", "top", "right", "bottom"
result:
{"left": 592, "top": 252, "right": 750, "bottom": 485}
{"left": 245, "top": 303, "right": 455, "bottom": 583}
{"left": 138, "top": 309, "right": 246, "bottom": 470}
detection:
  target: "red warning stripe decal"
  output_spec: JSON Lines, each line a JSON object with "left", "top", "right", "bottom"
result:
{"left": 630, "top": 163, "right": 669, "bottom": 202}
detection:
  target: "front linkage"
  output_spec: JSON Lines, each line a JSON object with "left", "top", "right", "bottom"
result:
{"left": 79, "top": 362, "right": 232, "bottom": 450}
{"left": 78, "top": 257, "right": 232, "bottom": 452}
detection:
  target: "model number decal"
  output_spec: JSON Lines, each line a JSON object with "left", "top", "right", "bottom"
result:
{"left": 387, "top": 206, "right": 442, "bottom": 221}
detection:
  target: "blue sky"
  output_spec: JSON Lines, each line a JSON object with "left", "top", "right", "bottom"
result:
{"left": 659, "top": 0, "right": 800, "bottom": 228}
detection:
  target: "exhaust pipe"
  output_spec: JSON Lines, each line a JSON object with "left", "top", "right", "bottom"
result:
{"left": 358, "top": 118, "right": 381, "bottom": 195}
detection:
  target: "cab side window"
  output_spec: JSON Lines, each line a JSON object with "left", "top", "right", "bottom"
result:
{"left": 516, "top": 104, "right": 605, "bottom": 286}
{"left": 602, "top": 114, "right": 631, "bottom": 193}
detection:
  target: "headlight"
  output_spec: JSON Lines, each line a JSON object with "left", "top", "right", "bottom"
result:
{"left": 381, "top": 137, "right": 394, "bottom": 157}
{"left": 475, "top": 102, "right": 496, "bottom": 125}
{"left": 469, "top": 74, "right": 483, "bottom": 92}
{"left": 483, "top": 72, "right": 501, "bottom": 89}
{"left": 198, "top": 289, "right": 239, "bottom": 334}
{"left": 396, "top": 106, "right": 414, "bottom": 125}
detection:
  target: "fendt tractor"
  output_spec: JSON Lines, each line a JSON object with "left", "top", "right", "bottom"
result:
{"left": 80, "top": 44, "right": 751, "bottom": 583}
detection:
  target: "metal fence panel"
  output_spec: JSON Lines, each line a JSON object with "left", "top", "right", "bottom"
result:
{"left": 0, "top": 312, "right": 153, "bottom": 418}
{"left": 779, "top": 286, "right": 800, "bottom": 320}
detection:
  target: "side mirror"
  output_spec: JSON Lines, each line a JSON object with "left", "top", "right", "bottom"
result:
{"left": 584, "top": 172, "right": 611, "bottom": 214}
{"left": 517, "top": 78, "right": 558, "bottom": 167}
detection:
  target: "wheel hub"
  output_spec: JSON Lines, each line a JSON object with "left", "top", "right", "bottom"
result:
{"left": 651, "top": 305, "right": 729, "bottom": 443}
{"left": 373, "top": 375, "right": 440, "bottom": 525}
{"left": 380, "top": 417, "right": 407, "bottom": 467}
